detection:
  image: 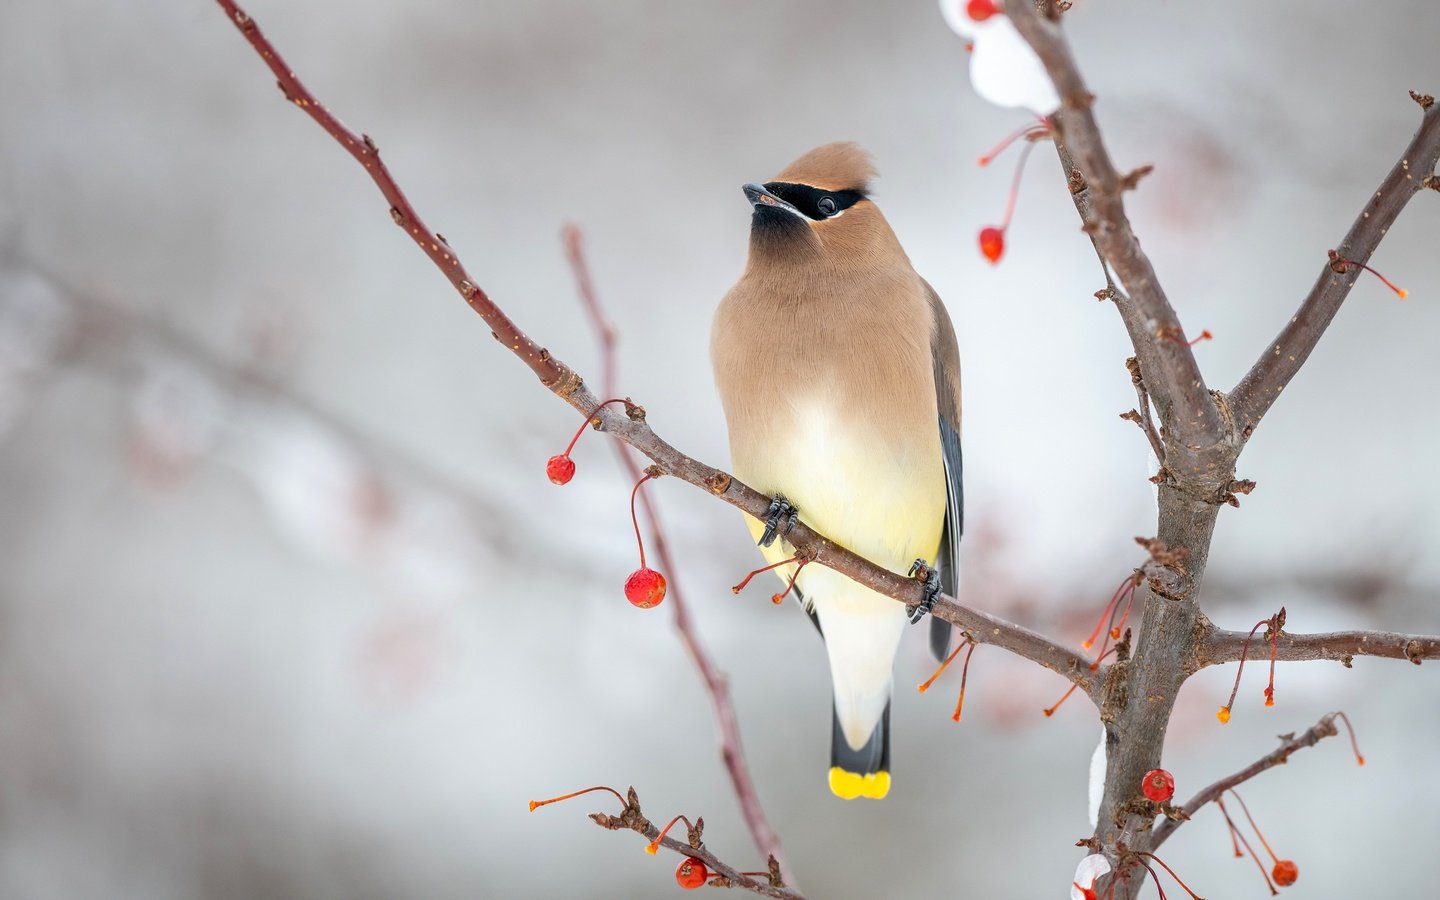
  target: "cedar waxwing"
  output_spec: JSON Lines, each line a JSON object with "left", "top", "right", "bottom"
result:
{"left": 711, "top": 143, "right": 963, "bottom": 800}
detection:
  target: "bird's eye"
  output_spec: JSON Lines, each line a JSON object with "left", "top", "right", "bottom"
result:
{"left": 817, "top": 196, "right": 838, "bottom": 217}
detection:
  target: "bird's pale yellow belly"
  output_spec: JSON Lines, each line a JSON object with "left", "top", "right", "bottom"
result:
{"left": 735, "top": 396, "right": 946, "bottom": 607}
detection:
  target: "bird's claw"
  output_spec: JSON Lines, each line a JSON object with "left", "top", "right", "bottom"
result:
{"left": 759, "top": 494, "right": 799, "bottom": 548}
{"left": 907, "top": 559, "right": 940, "bottom": 624}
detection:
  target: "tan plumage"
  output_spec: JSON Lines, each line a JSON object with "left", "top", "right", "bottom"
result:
{"left": 711, "top": 143, "right": 963, "bottom": 800}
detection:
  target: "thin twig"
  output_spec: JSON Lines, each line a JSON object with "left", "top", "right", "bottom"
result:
{"left": 1123, "top": 356, "right": 1165, "bottom": 464}
{"left": 211, "top": 0, "right": 1097, "bottom": 692}
{"left": 1228, "top": 101, "right": 1440, "bottom": 439}
{"left": 577, "top": 787, "right": 803, "bottom": 898}
{"left": 1202, "top": 627, "right": 1440, "bottom": 667}
{"left": 1151, "top": 713, "right": 1343, "bottom": 849}
{"left": 561, "top": 225, "right": 793, "bottom": 885}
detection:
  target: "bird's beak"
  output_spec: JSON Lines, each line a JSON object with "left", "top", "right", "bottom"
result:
{"left": 743, "top": 182, "right": 805, "bottom": 219}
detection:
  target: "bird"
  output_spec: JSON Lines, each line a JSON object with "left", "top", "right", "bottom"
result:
{"left": 711, "top": 142, "right": 963, "bottom": 800}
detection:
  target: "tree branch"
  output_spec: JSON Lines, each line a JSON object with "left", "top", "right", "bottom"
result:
{"left": 1150, "top": 712, "right": 1344, "bottom": 850}
{"left": 1201, "top": 626, "right": 1440, "bottom": 667}
{"left": 561, "top": 227, "right": 793, "bottom": 884}
{"left": 1006, "top": 0, "right": 1224, "bottom": 457}
{"left": 574, "top": 787, "right": 803, "bottom": 898}
{"left": 211, "top": 0, "right": 1097, "bottom": 694}
{"left": 1228, "top": 99, "right": 1440, "bottom": 438}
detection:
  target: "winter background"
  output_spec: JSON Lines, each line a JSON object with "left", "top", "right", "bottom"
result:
{"left": 1, "top": 1, "right": 1438, "bottom": 897}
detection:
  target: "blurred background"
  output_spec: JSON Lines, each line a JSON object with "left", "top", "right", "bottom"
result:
{"left": 2, "top": 1, "right": 1437, "bottom": 897}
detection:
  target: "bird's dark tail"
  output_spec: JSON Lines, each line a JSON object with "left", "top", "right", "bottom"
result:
{"left": 828, "top": 700, "right": 891, "bottom": 800}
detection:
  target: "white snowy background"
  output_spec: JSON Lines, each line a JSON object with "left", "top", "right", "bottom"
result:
{"left": 1, "top": 1, "right": 1437, "bottom": 897}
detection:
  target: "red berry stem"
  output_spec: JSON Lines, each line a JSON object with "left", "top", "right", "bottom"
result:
{"left": 547, "top": 398, "right": 633, "bottom": 484}
{"left": 917, "top": 635, "right": 972, "bottom": 693}
{"left": 528, "top": 784, "right": 627, "bottom": 813}
{"left": 730, "top": 554, "right": 804, "bottom": 595}
{"left": 646, "top": 813, "right": 695, "bottom": 855}
{"left": 771, "top": 560, "right": 809, "bottom": 605}
{"left": 999, "top": 137, "right": 1039, "bottom": 231}
{"left": 1218, "top": 612, "right": 1277, "bottom": 724}
{"left": 1044, "top": 647, "right": 1114, "bottom": 716}
{"left": 1263, "top": 608, "right": 1283, "bottom": 708}
{"left": 1333, "top": 710, "right": 1366, "bottom": 765}
{"left": 1228, "top": 791, "right": 1281, "bottom": 866}
{"left": 1215, "top": 797, "right": 1279, "bottom": 896}
{"left": 563, "top": 398, "right": 631, "bottom": 458}
{"left": 978, "top": 121, "right": 1050, "bottom": 167}
{"left": 1329, "top": 249, "right": 1409, "bottom": 298}
{"left": 952, "top": 641, "right": 978, "bottom": 723}
{"left": 1133, "top": 859, "right": 1171, "bottom": 900}
{"left": 629, "top": 470, "right": 658, "bottom": 570}
{"left": 1135, "top": 853, "right": 1203, "bottom": 900}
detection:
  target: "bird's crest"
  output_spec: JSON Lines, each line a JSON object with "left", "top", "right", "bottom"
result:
{"left": 773, "top": 142, "right": 877, "bottom": 193}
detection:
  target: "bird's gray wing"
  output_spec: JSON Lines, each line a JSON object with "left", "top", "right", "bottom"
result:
{"left": 923, "top": 280, "right": 963, "bottom": 661}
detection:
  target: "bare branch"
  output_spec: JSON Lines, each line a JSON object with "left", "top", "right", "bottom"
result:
{"left": 556, "top": 787, "right": 803, "bottom": 898}
{"left": 561, "top": 227, "right": 793, "bottom": 884}
{"left": 1005, "top": 1, "right": 1224, "bottom": 455}
{"left": 212, "top": 0, "right": 1096, "bottom": 692}
{"left": 1228, "top": 101, "right": 1440, "bottom": 438}
{"left": 1150, "top": 713, "right": 1344, "bottom": 850}
{"left": 1202, "top": 626, "right": 1440, "bottom": 667}
{"left": 1121, "top": 356, "right": 1165, "bottom": 465}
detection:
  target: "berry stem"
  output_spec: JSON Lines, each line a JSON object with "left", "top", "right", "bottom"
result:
{"left": 561, "top": 398, "right": 631, "bottom": 458}
{"left": 1218, "top": 614, "right": 1274, "bottom": 723}
{"left": 1134, "top": 860, "right": 1170, "bottom": 900}
{"left": 771, "top": 560, "right": 809, "bottom": 605}
{"left": 1263, "top": 608, "right": 1282, "bottom": 707}
{"left": 1330, "top": 250, "right": 1409, "bottom": 298}
{"left": 999, "top": 138, "right": 1038, "bottom": 231}
{"left": 1135, "top": 852, "right": 1204, "bottom": 900}
{"left": 978, "top": 122, "right": 1050, "bottom": 167}
{"left": 1082, "top": 575, "right": 1129, "bottom": 650}
{"left": 629, "top": 470, "right": 659, "bottom": 569}
{"left": 1333, "top": 710, "right": 1366, "bottom": 765}
{"left": 646, "top": 813, "right": 695, "bottom": 855}
{"left": 918, "top": 635, "right": 971, "bottom": 693}
{"left": 731, "top": 554, "right": 803, "bottom": 595}
{"left": 1215, "top": 797, "right": 1279, "bottom": 895}
{"left": 1044, "top": 647, "right": 1113, "bottom": 716}
{"left": 528, "top": 785, "right": 627, "bottom": 813}
{"left": 953, "top": 641, "right": 978, "bottom": 722}
{"left": 1228, "top": 790, "right": 1281, "bottom": 865}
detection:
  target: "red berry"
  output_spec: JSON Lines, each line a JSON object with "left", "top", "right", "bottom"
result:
{"left": 966, "top": 0, "right": 1000, "bottom": 22}
{"left": 1272, "top": 860, "right": 1298, "bottom": 887}
{"left": 1141, "top": 768, "right": 1175, "bottom": 803}
{"left": 545, "top": 454, "right": 575, "bottom": 485}
{"left": 978, "top": 226, "right": 1005, "bottom": 263}
{"left": 625, "top": 567, "right": 667, "bottom": 608}
{"left": 675, "top": 857, "right": 708, "bottom": 890}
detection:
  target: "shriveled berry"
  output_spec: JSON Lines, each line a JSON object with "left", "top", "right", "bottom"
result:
{"left": 1141, "top": 768, "right": 1175, "bottom": 803}
{"left": 546, "top": 454, "right": 576, "bottom": 485}
{"left": 979, "top": 226, "right": 1005, "bottom": 263}
{"left": 625, "top": 567, "right": 667, "bottom": 609}
{"left": 676, "top": 856, "right": 708, "bottom": 889}
{"left": 1272, "top": 860, "right": 1298, "bottom": 887}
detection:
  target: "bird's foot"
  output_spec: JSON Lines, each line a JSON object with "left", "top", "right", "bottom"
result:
{"left": 759, "top": 494, "right": 799, "bottom": 548}
{"left": 907, "top": 559, "right": 941, "bottom": 624}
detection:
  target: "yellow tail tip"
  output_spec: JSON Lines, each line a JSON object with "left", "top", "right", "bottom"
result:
{"left": 828, "top": 767, "right": 890, "bottom": 800}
